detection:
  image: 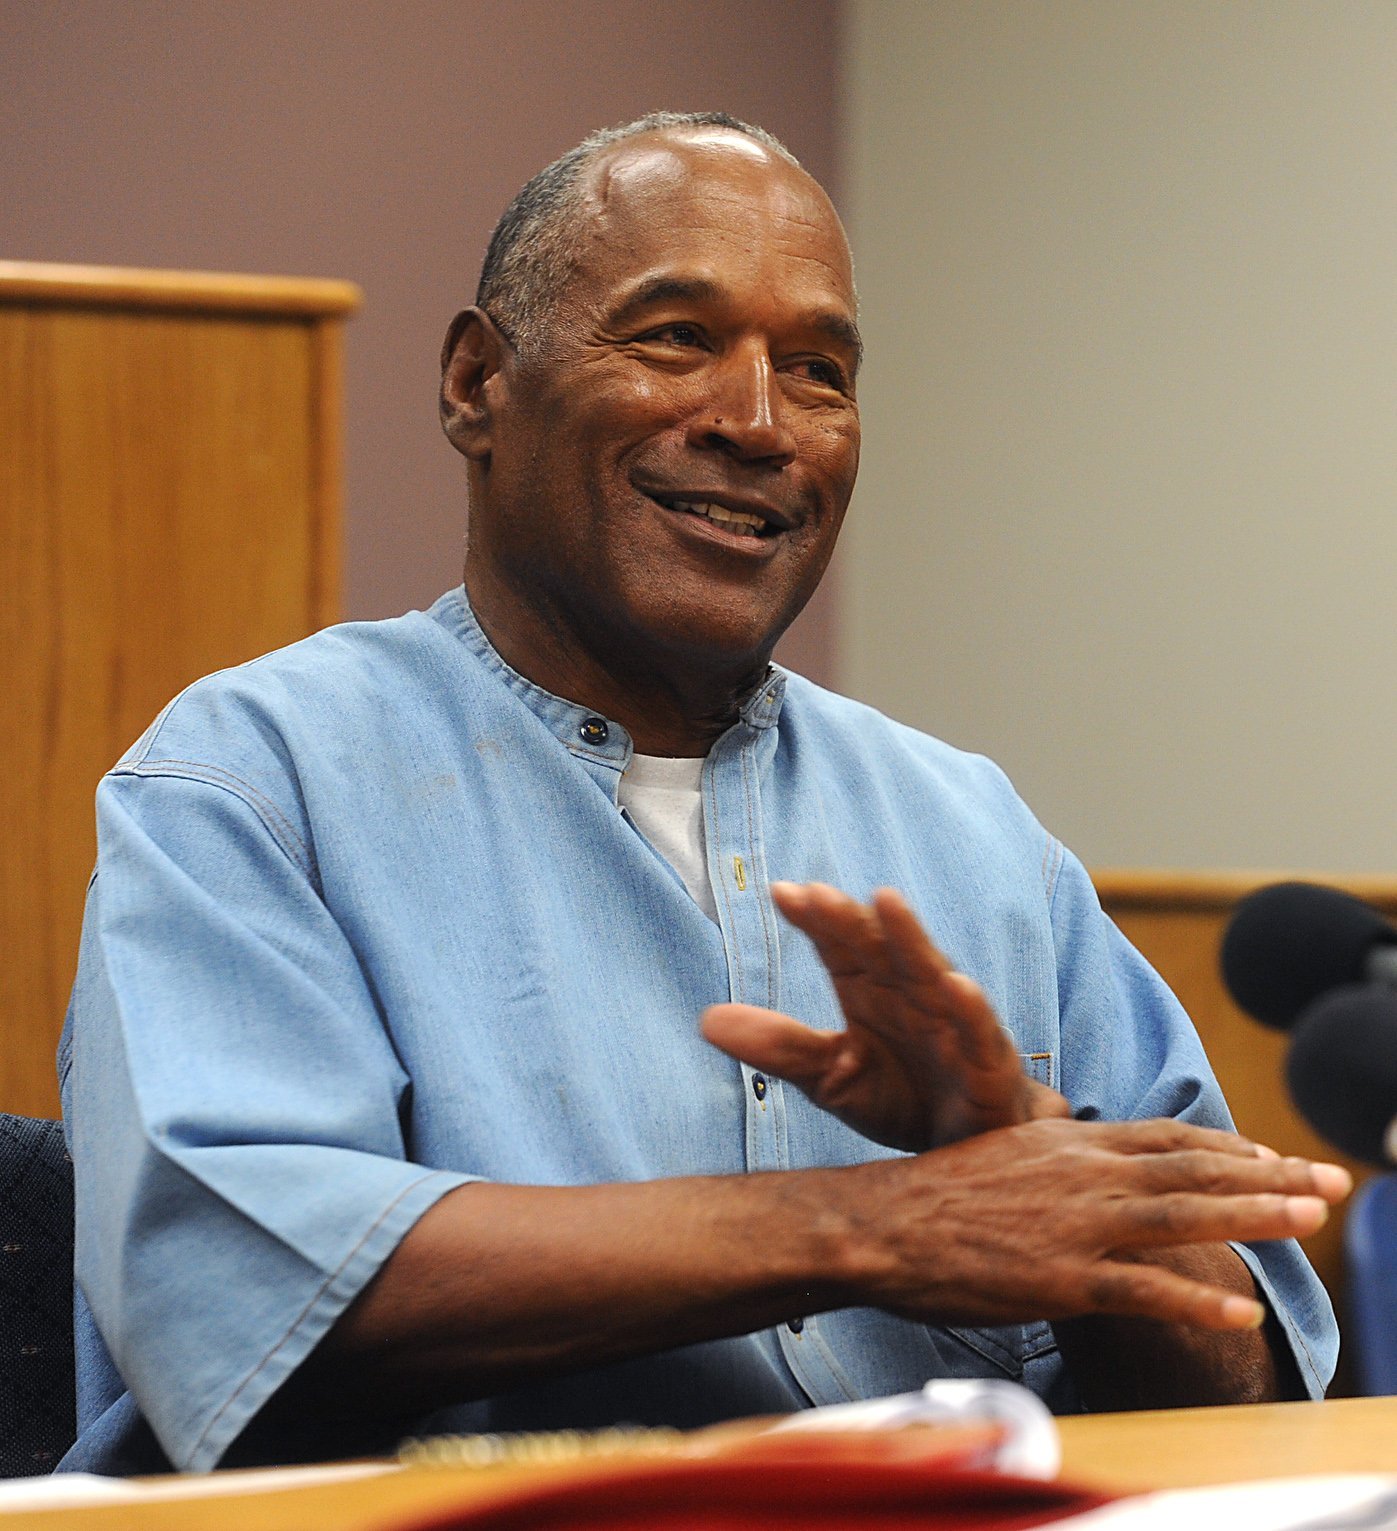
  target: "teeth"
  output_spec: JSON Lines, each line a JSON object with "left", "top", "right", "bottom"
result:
{"left": 670, "top": 500, "right": 765, "bottom": 536}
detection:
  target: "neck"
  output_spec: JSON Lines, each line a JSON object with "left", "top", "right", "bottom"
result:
{"left": 464, "top": 563, "right": 770, "bottom": 757}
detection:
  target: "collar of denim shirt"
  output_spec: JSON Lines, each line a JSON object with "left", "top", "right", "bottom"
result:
{"left": 433, "top": 585, "right": 788, "bottom": 774}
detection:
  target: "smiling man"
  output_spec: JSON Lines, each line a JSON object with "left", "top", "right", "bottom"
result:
{"left": 444, "top": 122, "right": 860, "bottom": 757}
{"left": 60, "top": 113, "right": 1342, "bottom": 1475}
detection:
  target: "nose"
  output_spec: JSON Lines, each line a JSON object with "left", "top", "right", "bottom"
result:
{"left": 685, "top": 345, "right": 797, "bottom": 466}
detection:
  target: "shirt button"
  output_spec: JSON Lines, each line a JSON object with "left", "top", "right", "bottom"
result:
{"left": 752, "top": 1074, "right": 768, "bottom": 1101}
{"left": 788, "top": 1317, "right": 805, "bottom": 1334}
{"left": 578, "top": 717, "right": 609, "bottom": 745}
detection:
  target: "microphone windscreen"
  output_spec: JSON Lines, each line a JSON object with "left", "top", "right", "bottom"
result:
{"left": 1286, "top": 984, "right": 1397, "bottom": 1167}
{"left": 1220, "top": 881, "right": 1397, "bottom": 1029}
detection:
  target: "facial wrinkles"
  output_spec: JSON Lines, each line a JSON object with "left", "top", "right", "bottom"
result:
{"left": 561, "top": 141, "right": 859, "bottom": 515}
{"left": 588, "top": 251, "right": 858, "bottom": 395}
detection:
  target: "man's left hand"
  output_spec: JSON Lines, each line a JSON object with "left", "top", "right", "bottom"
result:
{"left": 701, "top": 882, "right": 1069, "bottom": 1151}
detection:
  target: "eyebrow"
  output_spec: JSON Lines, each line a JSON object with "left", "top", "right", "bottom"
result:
{"left": 609, "top": 275, "right": 723, "bottom": 323}
{"left": 607, "top": 274, "right": 864, "bottom": 373}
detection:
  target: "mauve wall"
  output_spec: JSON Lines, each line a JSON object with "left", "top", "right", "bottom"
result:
{"left": 1, "top": 0, "right": 844, "bottom": 683}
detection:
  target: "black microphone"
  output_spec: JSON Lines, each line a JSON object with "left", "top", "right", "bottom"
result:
{"left": 1220, "top": 881, "right": 1397, "bottom": 1030}
{"left": 1287, "top": 984, "right": 1397, "bottom": 1166}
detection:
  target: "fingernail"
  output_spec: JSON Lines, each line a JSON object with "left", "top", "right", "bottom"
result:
{"left": 1252, "top": 1143, "right": 1280, "bottom": 1160}
{"left": 770, "top": 881, "right": 798, "bottom": 897}
{"left": 1310, "top": 1163, "right": 1354, "bottom": 1200}
{"left": 1285, "top": 1194, "right": 1329, "bottom": 1232}
{"left": 1221, "top": 1295, "right": 1266, "bottom": 1329}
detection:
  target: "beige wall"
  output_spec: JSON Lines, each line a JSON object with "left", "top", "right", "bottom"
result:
{"left": 1, "top": 0, "right": 843, "bottom": 682}
{"left": 845, "top": 1, "right": 1397, "bottom": 871}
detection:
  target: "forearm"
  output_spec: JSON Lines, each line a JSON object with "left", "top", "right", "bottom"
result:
{"left": 1051, "top": 1244, "right": 1301, "bottom": 1410}
{"left": 285, "top": 1120, "right": 1336, "bottom": 1427}
{"left": 294, "top": 1169, "right": 863, "bottom": 1420}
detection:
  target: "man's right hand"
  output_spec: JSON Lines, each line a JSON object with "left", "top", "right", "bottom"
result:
{"left": 702, "top": 881, "right": 1067, "bottom": 1152}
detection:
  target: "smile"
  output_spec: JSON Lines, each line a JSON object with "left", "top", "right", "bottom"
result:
{"left": 648, "top": 494, "right": 782, "bottom": 539}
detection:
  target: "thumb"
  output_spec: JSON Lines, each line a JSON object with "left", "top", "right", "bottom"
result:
{"left": 700, "top": 1004, "right": 841, "bottom": 1089}
{"left": 1025, "top": 1080, "right": 1073, "bottom": 1120}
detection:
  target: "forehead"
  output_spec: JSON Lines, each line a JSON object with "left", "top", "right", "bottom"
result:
{"left": 568, "top": 131, "right": 856, "bottom": 317}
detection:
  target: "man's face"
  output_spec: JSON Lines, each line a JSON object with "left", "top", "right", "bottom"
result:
{"left": 466, "top": 129, "right": 862, "bottom": 683}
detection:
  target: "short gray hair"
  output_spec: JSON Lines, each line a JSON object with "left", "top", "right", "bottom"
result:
{"left": 476, "top": 112, "right": 800, "bottom": 354}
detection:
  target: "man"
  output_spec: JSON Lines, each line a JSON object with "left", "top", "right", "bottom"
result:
{"left": 60, "top": 112, "right": 1342, "bottom": 1475}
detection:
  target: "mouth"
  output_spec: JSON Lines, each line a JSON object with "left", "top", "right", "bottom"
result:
{"left": 644, "top": 491, "right": 792, "bottom": 540}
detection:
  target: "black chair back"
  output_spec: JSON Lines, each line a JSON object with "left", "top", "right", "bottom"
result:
{"left": 0, "top": 1115, "right": 75, "bottom": 1476}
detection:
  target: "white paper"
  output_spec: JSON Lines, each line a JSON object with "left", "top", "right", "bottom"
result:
{"left": 771, "top": 1376, "right": 1062, "bottom": 1478}
{"left": 1056, "top": 1474, "right": 1397, "bottom": 1530}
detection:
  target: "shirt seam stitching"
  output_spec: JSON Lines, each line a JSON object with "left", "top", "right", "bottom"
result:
{"left": 110, "top": 759, "right": 312, "bottom": 875}
{"left": 120, "top": 682, "right": 206, "bottom": 768}
{"left": 1229, "top": 1240, "right": 1326, "bottom": 1394}
{"left": 1041, "top": 834, "right": 1065, "bottom": 908}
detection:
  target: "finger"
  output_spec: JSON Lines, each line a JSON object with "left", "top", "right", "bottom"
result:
{"left": 932, "top": 972, "right": 1019, "bottom": 1074}
{"left": 1084, "top": 1118, "right": 1353, "bottom": 1199}
{"left": 774, "top": 885, "right": 925, "bottom": 1050}
{"left": 700, "top": 1004, "right": 842, "bottom": 1090}
{"left": 1074, "top": 1116, "right": 1268, "bottom": 1159}
{"left": 870, "top": 889, "right": 977, "bottom": 1019}
{"left": 772, "top": 883, "right": 895, "bottom": 987}
{"left": 1127, "top": 1148, "right": 1352, "bottom": 1204}
{"left": 1308, "top": 1161, "right": 1354, "bottom": 1202}
{"left": 1081, "top": 1258, "right": 1267, "bottom": 1331}
{"left": 774, "top": 885, "right": 1008, "bottom": 1080}
{"left": 1107, "top": 1189, "right": 1331, "bottom": 1248}
{"left": 868, "top": 887, "right": 954, "bottom": 986}
{"left": 783, "top": 885, "right": 991, "bottom": 1066}
{"left": 1024, "top": 1081, "right": 1073, "bottom": 1120}
{"left": 870, "top": 891, "right": 1020, "bottom": 1072}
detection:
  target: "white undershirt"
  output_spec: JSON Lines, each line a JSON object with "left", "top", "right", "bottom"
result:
{"left": 618, "top": 752, "right": 719, "bottom": 922}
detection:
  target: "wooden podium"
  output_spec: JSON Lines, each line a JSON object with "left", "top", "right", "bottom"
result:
{"left": 1, "top": 260, "right": 360, "bottom": 1118}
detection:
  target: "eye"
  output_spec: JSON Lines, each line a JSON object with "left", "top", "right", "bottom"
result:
{"left": 637, "top": 322, "right": 707, "bottom": 349}
{"left": 788, "top": 356, "right": 850, "bottom": 392}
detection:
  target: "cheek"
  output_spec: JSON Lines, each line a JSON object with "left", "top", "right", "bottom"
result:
{"left": 581, "top": 365, "right": 683, "bottom": 424}
{"left": 571, "top": 387, "right": 685, "bottom": 479}
{"left": 806, "top": 415, "right": 861, "bottom": 493}
{"left": 610, "top": 373, "right": 669, "bottom": 410}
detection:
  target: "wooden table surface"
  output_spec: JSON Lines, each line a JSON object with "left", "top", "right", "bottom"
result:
{"left": 2, "top": 1397, "right": 1395, "bottom": 1529}
{"left": 1056, "top": 1393, "right": 1397, "bottom": 1492}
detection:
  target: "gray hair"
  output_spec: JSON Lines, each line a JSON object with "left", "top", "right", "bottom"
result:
{"left": 476, "top": 112, "right": 800, "bottom": 354}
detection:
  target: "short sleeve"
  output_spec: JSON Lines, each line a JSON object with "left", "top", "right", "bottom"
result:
{"left": 67, "top": 768, "right": 475, "bottom": 1470}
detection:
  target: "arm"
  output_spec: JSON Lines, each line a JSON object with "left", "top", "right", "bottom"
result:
{"left": 77, "top": 750, "right": 1333, "bottom": 1466}
{"left": 699, "top": 881, "right": 1329, "bottom": 1408}
{"left": 1051, "top": 1244, "right": 1301, "bottom": 1409}
{"left": 1051, "top": 854, "right": 1340, "bottom": 1405}
{"left": 288, "top": 1117, "right": 1343, "bottom": 1424}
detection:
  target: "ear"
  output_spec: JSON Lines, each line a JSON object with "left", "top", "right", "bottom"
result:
{"left": 440, "top": 307, "right": 509, "bottom": 461}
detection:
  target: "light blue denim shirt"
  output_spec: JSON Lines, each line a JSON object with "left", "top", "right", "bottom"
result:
{"left": 59, "top": 587, "right": 1337, "bottom": 1473}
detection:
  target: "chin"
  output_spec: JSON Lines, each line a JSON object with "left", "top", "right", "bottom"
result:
{"left": 648, "top": 607, "right": 791, "bottom": 678}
